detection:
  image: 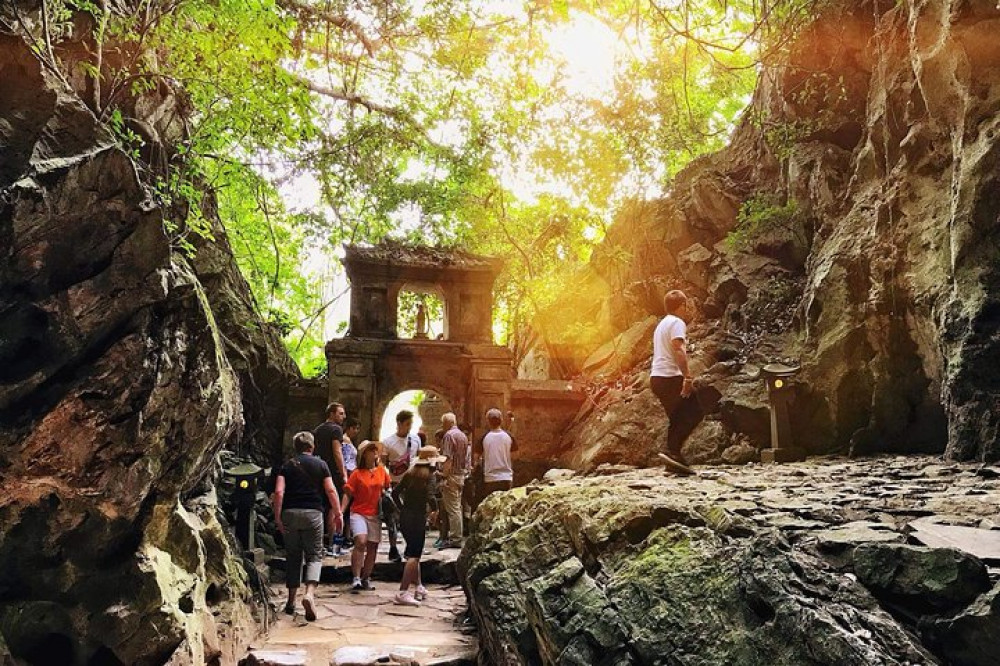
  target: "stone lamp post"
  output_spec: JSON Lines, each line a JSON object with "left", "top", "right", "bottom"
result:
{"left": 225, "top": 462, "right": 263, "bottom": 550}
{"left": 760, "top": 362, "right": 805, "bottom": 464}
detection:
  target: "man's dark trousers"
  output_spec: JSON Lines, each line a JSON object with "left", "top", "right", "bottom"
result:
{"left": 650, "top": 375, "right": 703, "bottom": 456}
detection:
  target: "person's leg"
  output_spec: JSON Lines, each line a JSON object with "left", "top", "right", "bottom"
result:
{"left": 283, "top": 510, "right": 304, "bottom": 608}
{"left": 441, "top": 476, "right": 463, "bottom": 546}
{"left": 452, "top": 476, "right": 465, "bottom": 543}
{"left": 387, "top": 511, "right": 401, "bottom": 562}
{"left": 361, "top": 516, "right": 381, "bottom": 584}
{"left": 666, "top": 394, "right": 704, "bottom": 457}
{"left": 342, "top": 498, "right": 352, "bottom": 547}
{"left": 399, "top": 558, "right": 419, "bottom": 591}
{"left": 349, "top": 513, "right": 369, "bottom": 586}
{"left": 435, "top": 502, "right": 449, "bottom": 546}
{"left": 650, "top": 376, "right": 684, "bottom": 423}
{"left": 301, "top": 509, "right": 324, "bottom": 622}
{"left": 650, "top": 375, "right": 697, "bottom": 473}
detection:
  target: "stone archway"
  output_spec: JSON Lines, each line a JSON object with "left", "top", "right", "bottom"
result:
{"left": 326, "top": 243, "right": 513, "bottom": 442}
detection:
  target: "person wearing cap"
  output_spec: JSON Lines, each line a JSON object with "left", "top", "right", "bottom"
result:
{"left": 391, "top": 445, "right": 445, "bottom": 606}
{"left": 342, "top": 440, "right": 392, "bottom": 592}
{"left": 650, "top": 290, "right": 698, "bottom": 476}
{"left": 272, "top": 431, "right": 343, "bottom": 621}
{"left": 473, "top": 408, "right": 518, "bottom": 506}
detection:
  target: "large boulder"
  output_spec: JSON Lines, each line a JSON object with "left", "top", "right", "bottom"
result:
{"left": 459, "top": 471, "right": 938, "bottom": 665}
{"left": 0, "top": 30, "right": 260, "bottom": 665}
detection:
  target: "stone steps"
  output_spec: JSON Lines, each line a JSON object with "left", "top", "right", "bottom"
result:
{"left": 267, "top": 541, "right": 461, "bottom": 586}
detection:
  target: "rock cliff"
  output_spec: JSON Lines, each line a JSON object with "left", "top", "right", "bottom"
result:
{"left": 460, "top": 457, "right": 1000, "bottom": 665}
{"left": 0, "top": 18, "right": 292, "bottom": 666}
{"left": 541, "top": 0, "right": 1000, "bottom": 466}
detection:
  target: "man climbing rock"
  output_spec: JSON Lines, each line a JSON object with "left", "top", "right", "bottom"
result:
{"left": 650, "top": 290, "right": 699, "bottom": 476}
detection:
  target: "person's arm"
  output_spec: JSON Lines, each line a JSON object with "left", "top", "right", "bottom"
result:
{"left": 510, "top": 433, "right": 519, "bottom": 453}
{"left": 341, "top": 477, "right": 354, "bottom": 517}
{"left": 670, "top": 335, "right": 693, "bottom": 397}
{"left": 330, "top": 426, "right": 347, "bottom": 483}
{"left": 332, "top": 437, "right": 348, "bottom": 484}
{"left": 440, "top": 434, "right": 453, "bottom": 475}
{"left": 272, "top": 474, "right": 286, "bottom": 533}
{"left": 472, "top": 434, "right": 484, "bottom": 468}
{"left": 392, "top": 475, "right": 406, "bottom": 507}
{"left": 322, "top": 476, "right": 344, "bottom": 533}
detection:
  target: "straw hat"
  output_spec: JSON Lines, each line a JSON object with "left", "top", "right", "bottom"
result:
{"left": 413, "top": 446, "right": 447, "bottom": 466}
{"left": 356, "top": 440, "right": 381, "bottom": 464}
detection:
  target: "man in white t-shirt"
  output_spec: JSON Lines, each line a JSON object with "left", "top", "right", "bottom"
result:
{"left": 650, "top": 290, "right": 698, "bottom": 475}
{"left": 473, "top": 408, "right": 518, "bottom": 503}
{"left": 381, "top": 410, "right": 420, "bottom": 562}
{"left": 382, "top": 410, "right": 420, "bottom": 483}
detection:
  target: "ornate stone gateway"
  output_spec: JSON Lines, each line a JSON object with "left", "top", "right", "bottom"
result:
{"left": 326, "top": 243, "right": 513, "bottom": 439}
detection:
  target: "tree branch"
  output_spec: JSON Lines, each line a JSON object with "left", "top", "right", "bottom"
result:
{"left": 277, "top": 0, "right": 379, "bottom": 57}
{"left": 295, "top": 76, "right": 423, "bottom": 129}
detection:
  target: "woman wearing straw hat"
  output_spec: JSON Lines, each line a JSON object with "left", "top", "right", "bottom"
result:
{"left": 342, "top": 440, "right": 392, "bottom": 592}
{"left": 391, "top": 445, "right": 445, "bottom": 605}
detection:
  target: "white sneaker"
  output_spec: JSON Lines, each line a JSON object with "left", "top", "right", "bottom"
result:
{"left": 393, "top": 591, "right": 421, "bottom": 607}
{"left": 415, "top": 585, "right": 428, "bottom": 601}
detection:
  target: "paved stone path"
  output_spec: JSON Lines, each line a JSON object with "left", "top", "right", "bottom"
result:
{"left": 245, "top": 533, "right": 477, "bottom": 666}
{"left": 244, "top": 454, "right": 1000, "bottom": 664}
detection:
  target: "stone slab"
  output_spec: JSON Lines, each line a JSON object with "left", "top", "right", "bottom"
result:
{"left": 909, "top": 518, "right": 1000, "bottom": 563}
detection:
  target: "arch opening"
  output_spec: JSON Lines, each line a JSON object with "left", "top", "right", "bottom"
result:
{"left": 378, "top": 389, "right": 454, "bottom": 441}
{"left": 397, "top": 283, "right": 446, "bottom": 340}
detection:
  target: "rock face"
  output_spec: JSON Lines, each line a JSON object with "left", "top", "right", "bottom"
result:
{"left": 0, "top": 26, "right": 284, "bottom": 665}
{"left": 190, "top": 208, "right": 300, "bottom": 466}
{"left": 460, "top": 456, "right": 1000, "bottom": 665}
{"left": 539, "top": 0, "right": 1000, "bottom": 465}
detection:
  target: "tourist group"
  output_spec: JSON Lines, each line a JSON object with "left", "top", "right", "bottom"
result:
{"left": 271, "top": 405, "right": 517, "bottom": 619}
{"left": 271, "top": 287, "right": 698, "bottom": 620}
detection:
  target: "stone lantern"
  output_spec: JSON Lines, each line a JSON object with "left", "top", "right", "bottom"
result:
{"left": 225, "top": 462, "right": 263, "bottom": 550}
{"left": 760, "top": 362, "right": 805, "bottom": 464}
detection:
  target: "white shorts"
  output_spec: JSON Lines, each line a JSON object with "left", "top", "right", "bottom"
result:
{"left": 350, "top": 513, "right": 382, "bottom": 543}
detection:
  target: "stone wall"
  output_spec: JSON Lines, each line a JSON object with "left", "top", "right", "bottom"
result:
{"left": 509, "top": 380, "right": 586, "bottom": 475}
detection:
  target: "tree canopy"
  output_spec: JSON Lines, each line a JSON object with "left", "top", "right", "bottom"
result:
{"left": 14, "top": 0, "right": 818, "bottom": 374}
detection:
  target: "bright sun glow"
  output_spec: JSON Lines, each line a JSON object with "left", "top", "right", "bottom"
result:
{"left": 541, "top": 11, "right": 620, "bottom": 99}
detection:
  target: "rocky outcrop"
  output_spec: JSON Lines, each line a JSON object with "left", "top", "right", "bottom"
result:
{"left": 0, "top": 27, "right": 272, "bottom": 665}
{"left": 540, "top": 0, "right": 1000, "bottom": 465}
{"left": 190, "top": 208, "right": 300, "bottom": 466}
{"left": 460, "top": 456, "right": 1000, "bottom": 665}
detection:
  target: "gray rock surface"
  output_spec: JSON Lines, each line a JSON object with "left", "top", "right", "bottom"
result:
{"left": 854, "top": 543, "right": 990, "bottom": 612}
{"left": 460, "top": 456, "right": 1000, "bottom": 666}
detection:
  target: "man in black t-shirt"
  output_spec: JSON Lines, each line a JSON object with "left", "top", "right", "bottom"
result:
{"left": 273, "top": 431, "right": 343, "bottom": 621}
{"left": 314, "top": 402, "right": 348, "bottom": 490}
{"left": 314, "top": 402, "right": 349, "bottom": 554}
